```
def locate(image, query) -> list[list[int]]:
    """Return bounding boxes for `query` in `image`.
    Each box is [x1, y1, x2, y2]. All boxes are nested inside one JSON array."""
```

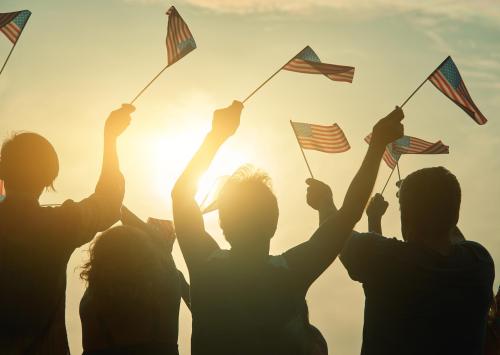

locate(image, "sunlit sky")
[[1, 0, 499, 353]]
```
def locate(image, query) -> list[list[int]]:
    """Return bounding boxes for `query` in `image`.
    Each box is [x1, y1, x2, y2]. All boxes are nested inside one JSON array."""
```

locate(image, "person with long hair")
[[79, 207, 189, 355]]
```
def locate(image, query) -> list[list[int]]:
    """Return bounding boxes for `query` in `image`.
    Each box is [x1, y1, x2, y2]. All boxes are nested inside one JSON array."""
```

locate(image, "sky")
[[1, 0, 499, 353]]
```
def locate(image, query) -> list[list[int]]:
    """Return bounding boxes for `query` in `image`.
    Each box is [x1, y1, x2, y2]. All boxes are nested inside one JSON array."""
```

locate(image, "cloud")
[[179, 0, 500, 21]]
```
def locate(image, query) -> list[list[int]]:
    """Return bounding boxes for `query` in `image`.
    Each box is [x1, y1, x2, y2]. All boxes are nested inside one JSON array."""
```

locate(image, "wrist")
[[207, 130, 227, 146]]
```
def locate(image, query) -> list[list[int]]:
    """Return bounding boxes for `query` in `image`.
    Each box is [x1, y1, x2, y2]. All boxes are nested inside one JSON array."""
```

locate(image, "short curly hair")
[[218, 165, 279, 245]]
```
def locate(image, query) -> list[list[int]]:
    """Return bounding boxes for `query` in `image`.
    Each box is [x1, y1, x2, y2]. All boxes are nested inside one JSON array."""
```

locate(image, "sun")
[[144, 100, 249, 205]]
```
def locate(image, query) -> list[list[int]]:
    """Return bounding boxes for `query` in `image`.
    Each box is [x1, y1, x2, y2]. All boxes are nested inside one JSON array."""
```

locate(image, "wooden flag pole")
[[130, 64, 170, 105], [242, 48, 304, 104], [396, 162, 401, 182], [380, 164, 397, 195], [400, 56, 449, 108], [0, 40, 20, 77], [290, 120, 314, 178]]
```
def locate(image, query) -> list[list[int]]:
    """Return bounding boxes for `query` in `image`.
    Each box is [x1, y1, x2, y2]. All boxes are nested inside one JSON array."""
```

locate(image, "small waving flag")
[[284, 46, 355, 83], [0, 180, 5, 201], [392, 136, 449, 155], [365, 134, 400, 169], [292, 121, 350, 153], [429, 56, 487, 125], [0, 10, 31, 44], [166, 6, 196, 66]]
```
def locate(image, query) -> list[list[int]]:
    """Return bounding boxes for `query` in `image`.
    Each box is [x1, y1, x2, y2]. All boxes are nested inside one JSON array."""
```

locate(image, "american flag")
[[165, 6, 196, 66], [429, 56, 487, 125], [0, 10, 31, 44], [283, 46, 355, 83], [0, 179, 5, 200], [392, 136, 449, 155], [291, 121, 350, 153], [364, 134, 400, 169]]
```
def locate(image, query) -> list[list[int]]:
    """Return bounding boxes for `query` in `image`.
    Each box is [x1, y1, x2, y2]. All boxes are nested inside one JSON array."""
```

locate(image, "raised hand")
[[211, 100, 244, 142], [306, 178, 335, 212], [105, 104, 135, 139], [366, 193, 389, 219], [371, 106, 404, 149]]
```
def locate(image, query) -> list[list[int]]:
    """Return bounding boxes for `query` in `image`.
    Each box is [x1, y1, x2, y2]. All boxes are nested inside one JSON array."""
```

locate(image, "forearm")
[[172, 131, 225, 199], [318, 205, 337, 226], [368, 216, 383, 234], [339, 143, 385, 227], [98, 134, 122, 189]]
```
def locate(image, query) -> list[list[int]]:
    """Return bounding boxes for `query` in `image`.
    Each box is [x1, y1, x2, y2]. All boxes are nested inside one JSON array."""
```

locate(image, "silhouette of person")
[[314, 167, 495, 355], [171, 100, 404, 355], [484, 286, 500, 355], [0, 104, 134, 354], [79, 207, 189, 355]]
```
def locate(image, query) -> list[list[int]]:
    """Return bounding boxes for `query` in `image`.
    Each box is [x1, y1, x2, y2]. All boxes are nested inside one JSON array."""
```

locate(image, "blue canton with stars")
[[438, 57, 462, 89], [13, 10, 31, 30], [296, 46, 321, 63]]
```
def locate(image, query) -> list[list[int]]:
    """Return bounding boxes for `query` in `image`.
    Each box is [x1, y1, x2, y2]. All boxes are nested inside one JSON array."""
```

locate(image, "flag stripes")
[[0, 10, 31, 44], [292, 122, 350, 153], [285, 59, 355, 82], [393, 136, 449, 155], [166, 6, 196, 66], [364, 134, 400, 169], [429, 56, 487, 125], [283, 46, 355, 83]]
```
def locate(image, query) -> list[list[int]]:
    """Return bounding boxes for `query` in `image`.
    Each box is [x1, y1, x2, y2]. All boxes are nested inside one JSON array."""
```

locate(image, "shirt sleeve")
[[340, 232, 403, 283], [46, 172, 125, 249]]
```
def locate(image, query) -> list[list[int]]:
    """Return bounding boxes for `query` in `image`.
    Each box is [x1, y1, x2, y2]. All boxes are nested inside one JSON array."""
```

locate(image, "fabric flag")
[[292, 121, 350, 153], [392, 136, 449, 155], [429, 56, 487, 125], [364, 134, 400, 169], [0, 10, 31, 44], [0, 179, 5, 201], [165, 6, 196, 66], [283, 46, 355, 83]]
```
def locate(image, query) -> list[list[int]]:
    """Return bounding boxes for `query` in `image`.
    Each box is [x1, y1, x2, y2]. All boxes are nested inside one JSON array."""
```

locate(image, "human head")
[[217, 165, 279, 249], [80, 226, 164, 298], [399, 167, 461, 242], [0, 132, 59, 196]]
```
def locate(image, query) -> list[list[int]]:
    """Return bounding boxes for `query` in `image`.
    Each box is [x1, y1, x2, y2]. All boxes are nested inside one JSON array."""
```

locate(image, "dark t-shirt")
[[0, 177, 123, 353], [341, 233, 495, 355], [190, 250, 315, 355]]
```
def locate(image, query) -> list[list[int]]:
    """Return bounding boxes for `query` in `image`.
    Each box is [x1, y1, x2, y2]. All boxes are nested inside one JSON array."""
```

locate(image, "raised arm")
[[57, 105, 133, 247], [366, 193, 389, 234], [171, 101, 243, 270], [306, 178, 337, 226], [284, 107, 404, 287]]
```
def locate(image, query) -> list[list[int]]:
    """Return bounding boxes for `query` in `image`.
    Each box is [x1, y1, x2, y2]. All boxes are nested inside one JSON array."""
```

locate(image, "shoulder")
[[345, 231, 403, 252], [455, 240, 494, 266]]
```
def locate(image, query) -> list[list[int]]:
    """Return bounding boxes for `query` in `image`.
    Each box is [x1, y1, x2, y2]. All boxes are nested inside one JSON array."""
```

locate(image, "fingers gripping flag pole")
[[0, 10, 32, 77], [242, 46, 355, 104], [130, 6, 196, 105]]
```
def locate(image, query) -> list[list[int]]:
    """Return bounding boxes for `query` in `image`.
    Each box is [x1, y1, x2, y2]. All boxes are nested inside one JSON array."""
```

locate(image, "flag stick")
[[380, 165, 397, 195], [290, 120, 314, 178], [396, 162, 401, 181], [0, 40, 20, 77], [130, 64, 170, 105], [400, 56, 450, 108], [242, 48, 304, 104]]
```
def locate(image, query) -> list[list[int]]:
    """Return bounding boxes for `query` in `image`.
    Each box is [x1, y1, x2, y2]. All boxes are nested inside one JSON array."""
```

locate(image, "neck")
[[4, 189, 41, 202], [407, 232, 452, 255], [230, 240, 270, 261]]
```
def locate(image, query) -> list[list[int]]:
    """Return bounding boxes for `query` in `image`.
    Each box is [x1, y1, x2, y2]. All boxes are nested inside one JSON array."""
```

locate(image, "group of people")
[[0, 101, 497, 355]]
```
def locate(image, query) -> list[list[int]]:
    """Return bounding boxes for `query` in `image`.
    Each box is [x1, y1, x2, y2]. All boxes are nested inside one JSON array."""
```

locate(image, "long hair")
[[80, 226, 165, 310]]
